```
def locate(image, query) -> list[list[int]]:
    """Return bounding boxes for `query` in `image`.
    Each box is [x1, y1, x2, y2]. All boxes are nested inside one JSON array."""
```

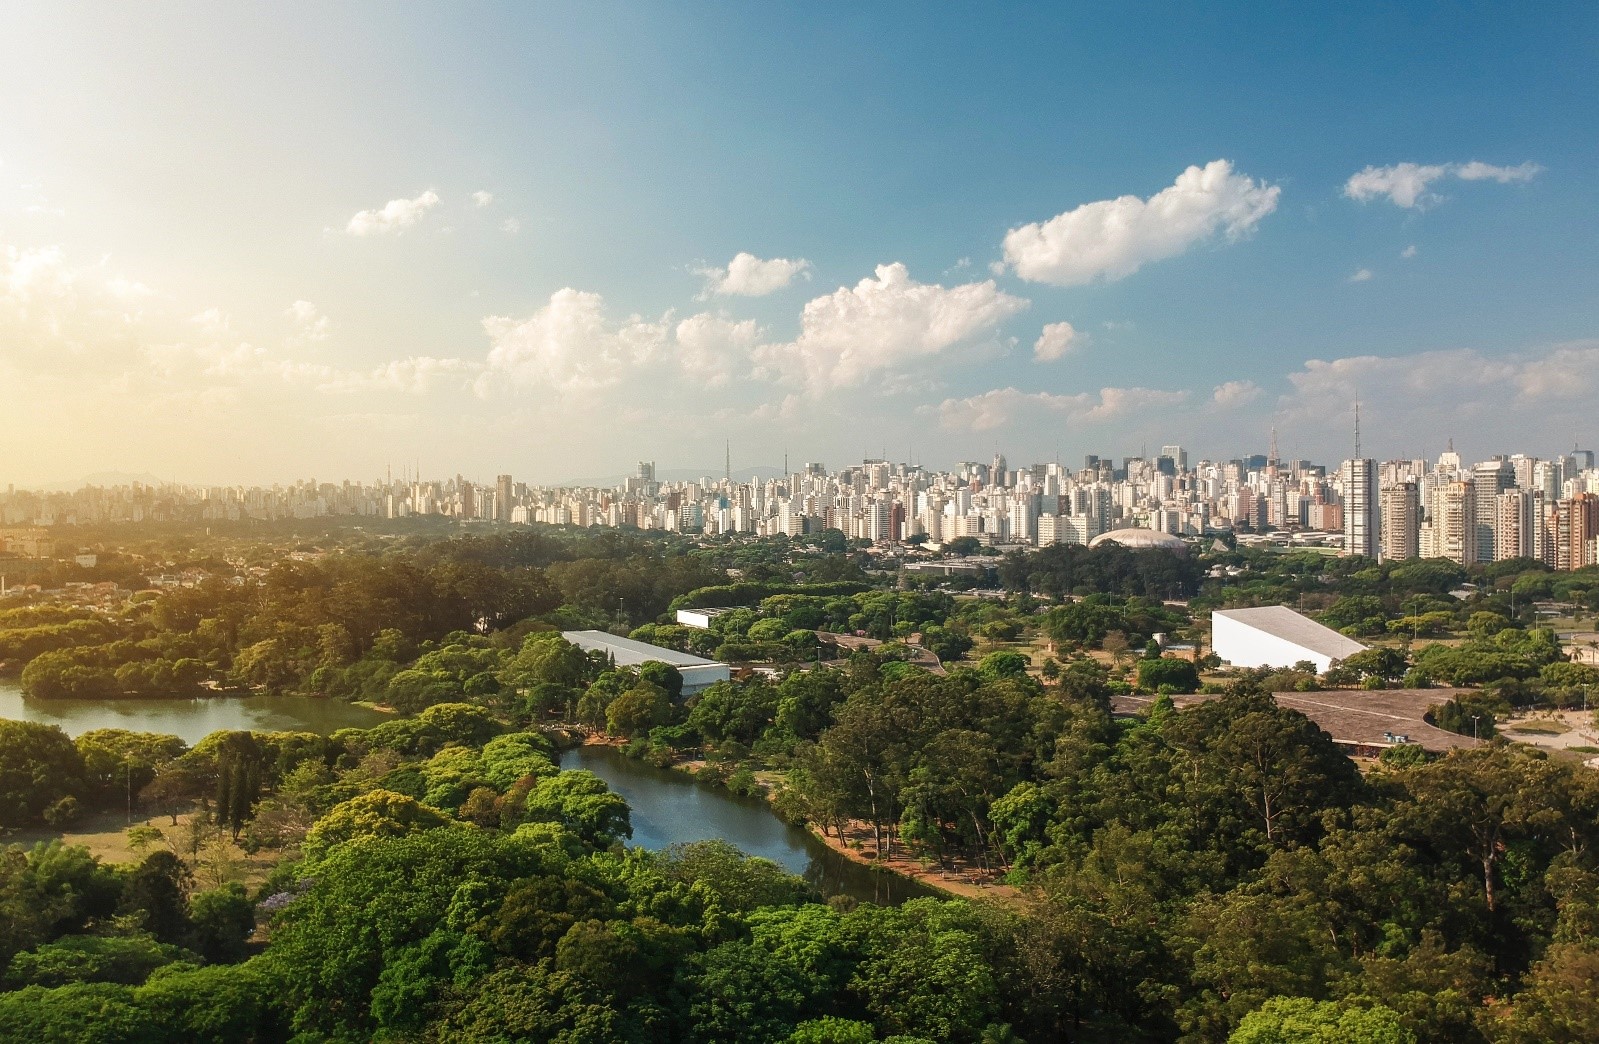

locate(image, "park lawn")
[[1507, 721, 1568, 735], [2, 809, 284, 888]]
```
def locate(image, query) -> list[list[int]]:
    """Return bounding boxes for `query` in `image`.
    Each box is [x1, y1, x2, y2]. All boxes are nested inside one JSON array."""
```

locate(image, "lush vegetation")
[[0, 528, 858, 701], [6, 523, 1599, 1040], [7, 664, 1599, 1040]]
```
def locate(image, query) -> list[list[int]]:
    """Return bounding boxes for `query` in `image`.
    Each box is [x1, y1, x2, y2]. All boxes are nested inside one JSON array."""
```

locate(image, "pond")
[[0, 679, 391, 746], [560, 744, 936, 906]]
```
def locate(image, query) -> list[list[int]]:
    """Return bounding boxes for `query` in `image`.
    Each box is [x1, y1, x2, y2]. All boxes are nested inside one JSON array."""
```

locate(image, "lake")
[[0, 678, 934, 904], [0, 679, 391, 745], [561, 744, 935, 906]]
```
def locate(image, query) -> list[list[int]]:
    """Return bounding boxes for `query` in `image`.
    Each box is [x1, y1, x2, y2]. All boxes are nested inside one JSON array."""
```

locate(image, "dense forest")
[[3, 523, 1599, 1040], [6, 660, 1599, 1041]]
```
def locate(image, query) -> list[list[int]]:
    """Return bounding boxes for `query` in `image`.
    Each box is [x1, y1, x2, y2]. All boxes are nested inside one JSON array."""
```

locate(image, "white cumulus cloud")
[[1269, 342, 1599, 456], [1344, 163, 1450, 209], [697, 252, 812, 297], [286, 300, 329, 341], [501, 218, 521, 235], [1455, 161, 1543, 183], [1348, 268, 1374, 283], [471, 190, 494, 208], [344, 190, 441, 236], [931, 385, 1188, 432], [753, 263, 1028, 391], [1344, 161, 1542, 208], [3, 245, 73, 301], [1001, 160, 1280, 286], [674, 313, 763, 387], [476, 289, 668, 396], [1033, 321, 1080, 361], [1211, 379, 1263, 408]]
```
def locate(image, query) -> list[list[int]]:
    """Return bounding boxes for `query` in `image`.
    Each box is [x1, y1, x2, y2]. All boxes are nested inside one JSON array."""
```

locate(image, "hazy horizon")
[[2, 2, 1594, 487]]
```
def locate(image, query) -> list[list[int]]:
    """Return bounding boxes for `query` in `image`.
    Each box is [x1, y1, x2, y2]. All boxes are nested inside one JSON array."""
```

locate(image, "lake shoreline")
[[572, 731, 1027, 903], [0, 681, 393, 745]]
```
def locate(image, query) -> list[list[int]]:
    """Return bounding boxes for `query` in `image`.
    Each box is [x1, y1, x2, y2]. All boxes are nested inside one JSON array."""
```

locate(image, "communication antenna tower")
[[1354, 396, 1362, 460]]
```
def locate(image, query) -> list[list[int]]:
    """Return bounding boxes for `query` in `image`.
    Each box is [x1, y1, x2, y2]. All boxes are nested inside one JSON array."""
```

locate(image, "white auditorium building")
[[1210, 605, 1366, 674], [561, 630, 731, 696]]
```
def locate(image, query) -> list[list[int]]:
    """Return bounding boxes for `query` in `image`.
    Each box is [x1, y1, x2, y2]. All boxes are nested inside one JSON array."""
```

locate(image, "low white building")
[[561, 630, 731, 696], [674, 607, 734, 629], [1210, 605, 1366, 673]]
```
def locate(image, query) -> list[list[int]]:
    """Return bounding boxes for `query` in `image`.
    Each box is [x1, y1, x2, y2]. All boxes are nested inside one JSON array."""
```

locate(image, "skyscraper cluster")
[[1, 445, 1595, 569], [1358, 447, 1599, 568]]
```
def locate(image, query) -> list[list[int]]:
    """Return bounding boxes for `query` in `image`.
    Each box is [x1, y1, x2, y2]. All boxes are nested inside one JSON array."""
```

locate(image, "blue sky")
[[0, 1, 1594, 484]]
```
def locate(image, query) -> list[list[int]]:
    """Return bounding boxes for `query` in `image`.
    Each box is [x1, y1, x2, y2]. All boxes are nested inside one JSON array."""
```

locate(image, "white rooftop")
[[1211, 605, 1366, 661], [561, 630, 724, 668]]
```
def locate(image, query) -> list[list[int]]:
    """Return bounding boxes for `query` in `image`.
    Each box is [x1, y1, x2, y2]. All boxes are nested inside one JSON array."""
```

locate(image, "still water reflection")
[[560, 744, 935, 906], [0, 680, 391, 746]]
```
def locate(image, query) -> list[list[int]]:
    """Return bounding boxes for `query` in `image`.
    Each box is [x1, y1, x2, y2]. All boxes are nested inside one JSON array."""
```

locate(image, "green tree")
[[118, 850, 193, 945], [1164, 690, 1363, 851], [1393, 746, 1567, 916], [522, 771, 632, 847], [186, 883, 255, 964], [302, 789, 452, 859], [606, 682, 672, 738], [977, 651, 1030, 680], [1137, 656, 1201, 693], [0, 934, 191, 989], [0, 720, 85, 827], [1229, 997, 1416, 1043], [212, 731, 266, 840]]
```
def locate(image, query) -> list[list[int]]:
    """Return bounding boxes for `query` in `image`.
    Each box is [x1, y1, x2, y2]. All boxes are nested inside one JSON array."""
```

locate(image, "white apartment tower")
[[1343, 458, 1379, 559], [1471, 459, 1514, 564], [1422, 479, 1477, 566], [1495, 488, 1536, 562], [1380, 482, 1420, 561]]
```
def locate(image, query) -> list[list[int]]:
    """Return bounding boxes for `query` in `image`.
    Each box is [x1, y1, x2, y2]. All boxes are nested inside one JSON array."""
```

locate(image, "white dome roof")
[[1088, 528, 1189, 552]]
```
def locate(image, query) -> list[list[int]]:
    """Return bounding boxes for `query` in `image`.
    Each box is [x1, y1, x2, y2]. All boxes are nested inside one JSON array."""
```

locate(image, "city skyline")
[[5, 426, 1597, 494], [2, 4, 1595, 485], [6, 441, 1596, 575]]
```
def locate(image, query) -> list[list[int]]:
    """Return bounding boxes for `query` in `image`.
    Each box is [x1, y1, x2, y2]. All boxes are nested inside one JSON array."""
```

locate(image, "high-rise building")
[[1549, 493, 1599, 570], [1471, 459, 1514, 563], [495, 474, 513, 523], [1422, 479, 1476, 565], [1343, 458, 1379, 559], [1494, 488, 1535, 562], [1380, 482, 1420, 561]]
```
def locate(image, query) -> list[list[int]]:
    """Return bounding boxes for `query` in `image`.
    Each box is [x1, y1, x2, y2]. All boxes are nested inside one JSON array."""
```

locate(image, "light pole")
[[1472, 714, 1482, 741]]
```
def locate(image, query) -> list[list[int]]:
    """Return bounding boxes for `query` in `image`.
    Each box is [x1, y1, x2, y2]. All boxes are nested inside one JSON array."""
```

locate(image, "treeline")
[[633, 590, 981, 665], [2, 706, 1092, 1043], [1, 528, 769, 701], [1200, 550, 1599, 623], [997, 543, 1204, 600], [8, 665, 1599, 1039], [615, 650, 1599, 1041]]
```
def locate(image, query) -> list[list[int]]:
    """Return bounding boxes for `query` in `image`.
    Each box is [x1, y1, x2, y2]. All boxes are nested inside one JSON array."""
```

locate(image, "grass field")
[[1508, 721, 1569, 735], [2, 808, 283, 889]]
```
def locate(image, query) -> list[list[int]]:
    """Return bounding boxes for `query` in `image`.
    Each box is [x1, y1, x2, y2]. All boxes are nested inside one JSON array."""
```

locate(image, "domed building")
[[1087, 528, 1189, 553]]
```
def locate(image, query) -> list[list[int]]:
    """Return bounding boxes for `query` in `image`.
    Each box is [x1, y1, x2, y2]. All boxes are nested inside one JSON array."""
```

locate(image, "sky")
[[1, 1, 1595, 487]]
